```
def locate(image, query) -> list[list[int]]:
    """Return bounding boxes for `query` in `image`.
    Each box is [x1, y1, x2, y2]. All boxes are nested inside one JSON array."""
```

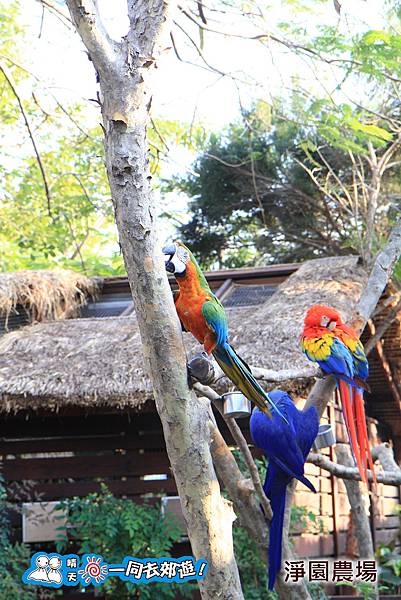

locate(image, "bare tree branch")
[[232, 364, 320, 383], [195, 382, 273, 518], [0, 60, 52, 217], [308, 449, 401, 485], [335, 444, 375, 563], [357, 219, 401, 324], [65, 0, 120, 75], [36, 0, 74, 29], [0, 53, 92, 138]]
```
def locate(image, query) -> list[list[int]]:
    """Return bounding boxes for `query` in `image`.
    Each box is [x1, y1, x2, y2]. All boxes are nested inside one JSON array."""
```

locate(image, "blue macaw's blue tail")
[[212, 342, 288, 422], [264, 465, 288, 590], [268, 486, 287, 590], [250, 391, 320, 591]]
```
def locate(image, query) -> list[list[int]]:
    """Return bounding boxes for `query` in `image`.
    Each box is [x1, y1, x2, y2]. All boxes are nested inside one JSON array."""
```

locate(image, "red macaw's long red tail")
[[338, 380, 366, 484], [354, 388, 377, 486]]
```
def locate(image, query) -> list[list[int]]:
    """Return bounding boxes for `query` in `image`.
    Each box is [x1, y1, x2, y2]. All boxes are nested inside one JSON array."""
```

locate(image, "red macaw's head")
[[303, 304, 344, 331], [162, 240, 192, 276]]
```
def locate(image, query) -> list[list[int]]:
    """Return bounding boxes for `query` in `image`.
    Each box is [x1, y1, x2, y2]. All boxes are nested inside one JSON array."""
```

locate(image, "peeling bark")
[[65, 1, 243, 597]]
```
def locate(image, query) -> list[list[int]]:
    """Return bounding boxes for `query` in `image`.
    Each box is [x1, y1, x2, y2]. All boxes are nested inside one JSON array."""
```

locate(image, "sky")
[[2, 0, 391, 251], [13, 0, 389, 187], [18, 0, 388, 132]]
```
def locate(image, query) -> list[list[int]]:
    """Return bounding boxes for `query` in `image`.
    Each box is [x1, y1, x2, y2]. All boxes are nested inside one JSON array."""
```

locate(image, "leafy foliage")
[[0, 474, 36, 600], [56, 485, 193, 599], [377, 542, 401, 594], [289, 505, 324, 536], [233, 526, 274, 600], [0, 2, 205, 276], [168, 97, 401, 269]]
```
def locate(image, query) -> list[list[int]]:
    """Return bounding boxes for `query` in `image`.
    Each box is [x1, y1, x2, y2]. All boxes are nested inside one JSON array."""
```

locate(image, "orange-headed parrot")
[[163, 240, 287, 421]]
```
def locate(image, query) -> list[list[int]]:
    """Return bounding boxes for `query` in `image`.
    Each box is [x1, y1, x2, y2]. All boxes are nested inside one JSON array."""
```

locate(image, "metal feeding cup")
[[313, 424, 336, 450], [222, 392, 252, 419]]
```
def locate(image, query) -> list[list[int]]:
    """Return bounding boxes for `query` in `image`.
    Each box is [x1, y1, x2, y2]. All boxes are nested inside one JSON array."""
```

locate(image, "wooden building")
[[0, 257, 400, 594]]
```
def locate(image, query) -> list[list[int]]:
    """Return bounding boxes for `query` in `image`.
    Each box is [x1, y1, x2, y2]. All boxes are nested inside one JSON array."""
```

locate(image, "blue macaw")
[[250, 390, 319, 590]]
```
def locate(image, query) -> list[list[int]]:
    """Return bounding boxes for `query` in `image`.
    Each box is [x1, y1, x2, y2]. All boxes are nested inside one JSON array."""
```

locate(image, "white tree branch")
[[308, 443, 401, 485], [357, 219, 401, 324], [65, 0, 120, 75]]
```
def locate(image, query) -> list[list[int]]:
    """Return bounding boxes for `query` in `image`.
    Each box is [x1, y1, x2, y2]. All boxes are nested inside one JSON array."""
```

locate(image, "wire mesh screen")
[[222, 284, 277, 308], [79, 295, 133, 318]]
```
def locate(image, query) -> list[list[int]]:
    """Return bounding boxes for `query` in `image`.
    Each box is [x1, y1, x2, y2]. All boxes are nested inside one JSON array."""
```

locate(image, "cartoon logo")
[[22, 552, 208, 588], [27, 554, 51, 583], [78, 555, 108, 585], [22, 552, 78, 588]]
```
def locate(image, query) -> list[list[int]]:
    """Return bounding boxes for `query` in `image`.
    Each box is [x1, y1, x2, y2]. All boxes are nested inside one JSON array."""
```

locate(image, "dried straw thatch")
[[0, 269, 97, 325], [0, 256, 368, 412], [0, 316, 150, 412], [230, 255, 368, 371]]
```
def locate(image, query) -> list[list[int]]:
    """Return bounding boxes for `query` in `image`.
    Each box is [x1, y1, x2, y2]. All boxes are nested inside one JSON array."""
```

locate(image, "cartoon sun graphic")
[[78, 556, 108, 584]]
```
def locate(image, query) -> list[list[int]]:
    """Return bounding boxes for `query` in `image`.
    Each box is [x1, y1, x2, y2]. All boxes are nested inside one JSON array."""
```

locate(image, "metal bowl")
[[222, 392, 252, 419], [313, 424, 336, 450]]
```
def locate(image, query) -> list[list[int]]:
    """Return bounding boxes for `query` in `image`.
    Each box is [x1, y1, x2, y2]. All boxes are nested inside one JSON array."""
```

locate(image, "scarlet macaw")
[[163, 241, 286, 420], [250, 390, 319, 590], [301, 304, 375, 484]]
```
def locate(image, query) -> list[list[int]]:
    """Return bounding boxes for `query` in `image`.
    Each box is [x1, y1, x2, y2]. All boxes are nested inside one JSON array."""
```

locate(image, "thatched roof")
[[0, 256, 368, 412], [0, 269, 97, 325], [0, 316, 150, 412], [230, 255, 368, 371]]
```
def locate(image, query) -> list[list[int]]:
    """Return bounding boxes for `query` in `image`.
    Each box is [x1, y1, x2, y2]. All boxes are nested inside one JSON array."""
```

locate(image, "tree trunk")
[[335, 445, 374, 558], [209, 418, 312, 600], [65, 2, 244, 598], [336, 445, 379, 600]]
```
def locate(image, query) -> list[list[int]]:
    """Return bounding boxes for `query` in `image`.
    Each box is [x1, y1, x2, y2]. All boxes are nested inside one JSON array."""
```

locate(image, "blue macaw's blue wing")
[[250, 391, 318, 491], [251, 390, 319, 592], [293, 405, 319, 459]]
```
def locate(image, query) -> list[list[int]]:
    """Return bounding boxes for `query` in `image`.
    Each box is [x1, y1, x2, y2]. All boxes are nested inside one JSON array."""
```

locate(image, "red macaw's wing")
[[335, 330, 375, 483], [302, 334, 370, 482], [340, 331, 370, 381]]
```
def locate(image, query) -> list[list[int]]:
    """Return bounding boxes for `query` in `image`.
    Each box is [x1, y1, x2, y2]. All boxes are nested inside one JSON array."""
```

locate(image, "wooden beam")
[[3, 451, 171, 480], [7, 477, 178, 500], [215, 278, 233, 300]]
